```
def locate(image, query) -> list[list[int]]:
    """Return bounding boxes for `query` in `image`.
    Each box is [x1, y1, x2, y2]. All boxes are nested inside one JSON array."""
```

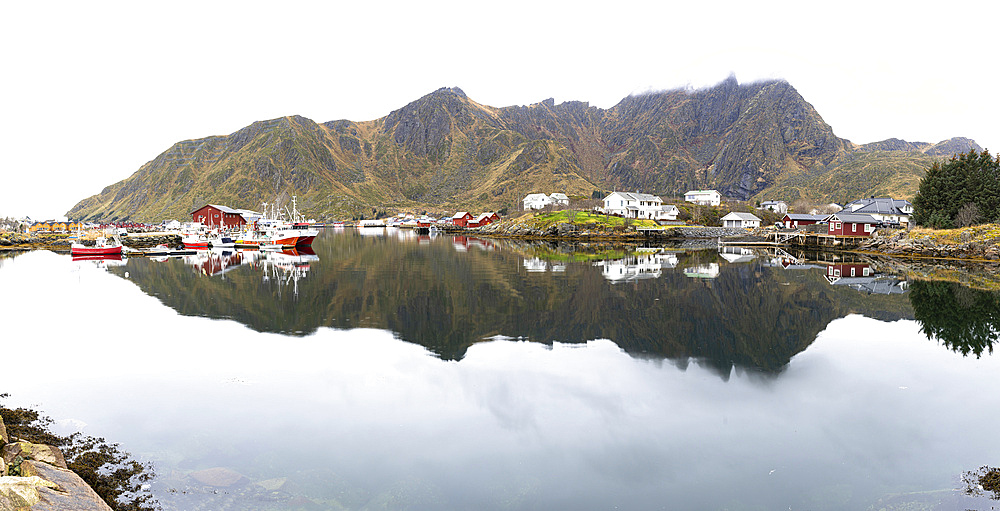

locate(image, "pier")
[[718, 229, 872, 249], [637, 225, 873, 250]]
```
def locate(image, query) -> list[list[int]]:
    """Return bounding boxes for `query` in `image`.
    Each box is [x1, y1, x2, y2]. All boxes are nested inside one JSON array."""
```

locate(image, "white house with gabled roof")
[[549, 193, 569, 206], [759, 200, 788, 214], [685, 189, 722, 206], [522, 193, 553, 210], [721, 212, 761, 229], [602, 192, 678, 220]]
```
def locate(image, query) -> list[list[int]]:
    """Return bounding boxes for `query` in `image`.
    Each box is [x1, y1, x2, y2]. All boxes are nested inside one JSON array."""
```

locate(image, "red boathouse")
[[191, 204, 248, 229], [451, 211, 473, 227], [826, 213, 877, 237]]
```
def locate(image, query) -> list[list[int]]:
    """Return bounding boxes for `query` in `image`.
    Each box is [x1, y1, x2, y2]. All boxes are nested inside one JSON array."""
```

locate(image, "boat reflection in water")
[[261, 247, 318, 299], [182, 248, 244, 278], [71, 253, 126, 269]]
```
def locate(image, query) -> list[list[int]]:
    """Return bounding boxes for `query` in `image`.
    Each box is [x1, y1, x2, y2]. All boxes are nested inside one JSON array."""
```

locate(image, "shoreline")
[[6, 224, 1000, 266], [0, 232, 182, 253]]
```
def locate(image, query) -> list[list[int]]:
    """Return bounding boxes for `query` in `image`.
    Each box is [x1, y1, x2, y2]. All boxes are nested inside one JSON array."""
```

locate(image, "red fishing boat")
[[70, 236, 123, 256], [181, 234, 211, 249]]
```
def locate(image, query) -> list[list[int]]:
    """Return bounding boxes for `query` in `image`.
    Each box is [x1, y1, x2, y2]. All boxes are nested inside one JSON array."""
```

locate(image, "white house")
[[842, 197, 913, 226], [721, 212, 761, 229], [685, 189, 722, 206], [659, 204, 680, 221], [549, 193, 569, 206], [759, 200, 788, 214], [522, 193, 552, 210], [602, 192, 678, 220]]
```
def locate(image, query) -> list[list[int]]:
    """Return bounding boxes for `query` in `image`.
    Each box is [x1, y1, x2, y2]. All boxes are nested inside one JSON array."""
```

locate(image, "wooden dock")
[[717, 230, 872, 249]]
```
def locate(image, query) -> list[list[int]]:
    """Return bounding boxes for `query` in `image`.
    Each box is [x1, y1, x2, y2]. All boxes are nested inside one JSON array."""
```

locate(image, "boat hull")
[[72, 253, 123, 261], [272, 234, 316, 246], [70, 246, 122, 256]]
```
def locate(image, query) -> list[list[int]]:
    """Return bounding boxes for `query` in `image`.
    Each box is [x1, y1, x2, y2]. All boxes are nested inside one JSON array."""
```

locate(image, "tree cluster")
[[913, 149, 1000, 228]]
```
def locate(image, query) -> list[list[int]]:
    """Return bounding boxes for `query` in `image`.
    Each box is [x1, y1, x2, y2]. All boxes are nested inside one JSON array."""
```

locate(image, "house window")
[[852, 223, 856, 233], [851, 268, 856, 277]]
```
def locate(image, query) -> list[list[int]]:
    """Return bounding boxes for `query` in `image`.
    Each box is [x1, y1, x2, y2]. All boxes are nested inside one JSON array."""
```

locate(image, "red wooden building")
[[469, 212, 500, 228], [191, 204, 248, 229], [782, 213, 828, 229], [826, 213, 877, 237], [451, 211, 473, 227]]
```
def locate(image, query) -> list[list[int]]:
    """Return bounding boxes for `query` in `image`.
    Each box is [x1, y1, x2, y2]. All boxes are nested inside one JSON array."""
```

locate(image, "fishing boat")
[[70, 236, 123, 256], [181, 234, 211, 250], [208, 232, 236, 248], [251, 196, 319, 247]]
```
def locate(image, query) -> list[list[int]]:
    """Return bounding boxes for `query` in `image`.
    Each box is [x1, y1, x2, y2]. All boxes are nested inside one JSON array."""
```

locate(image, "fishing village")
[[5, 191, 1000, 263]]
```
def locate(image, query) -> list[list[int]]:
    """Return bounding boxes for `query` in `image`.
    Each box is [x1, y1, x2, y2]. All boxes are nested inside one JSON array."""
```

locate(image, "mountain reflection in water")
[[108, 229, 930, 375], [4, 241, 1000, 510]]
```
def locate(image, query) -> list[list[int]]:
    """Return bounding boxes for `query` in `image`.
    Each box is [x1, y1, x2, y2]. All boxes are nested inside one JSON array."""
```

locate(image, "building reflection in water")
[[594, 250, 679, 283]]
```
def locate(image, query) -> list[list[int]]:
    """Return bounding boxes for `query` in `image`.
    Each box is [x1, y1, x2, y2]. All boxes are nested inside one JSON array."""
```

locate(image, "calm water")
[[2, 228, 999, 510]]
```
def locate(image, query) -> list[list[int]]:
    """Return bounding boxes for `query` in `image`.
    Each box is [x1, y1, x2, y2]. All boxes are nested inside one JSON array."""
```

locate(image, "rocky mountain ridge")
[[67, 78, 981, 222]]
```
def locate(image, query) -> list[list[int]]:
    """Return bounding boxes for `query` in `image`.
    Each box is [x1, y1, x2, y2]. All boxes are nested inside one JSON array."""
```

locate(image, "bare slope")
[[67, 80, 981, 221]]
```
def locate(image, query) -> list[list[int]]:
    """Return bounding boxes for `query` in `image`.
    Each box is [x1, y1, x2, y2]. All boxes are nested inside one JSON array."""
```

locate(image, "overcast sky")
[[2, 0, 997, 220]]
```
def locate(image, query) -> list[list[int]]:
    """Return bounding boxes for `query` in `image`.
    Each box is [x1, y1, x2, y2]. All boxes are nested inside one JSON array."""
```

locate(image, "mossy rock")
[[0, 475, 60, 508], [1, 442, 67, 470]]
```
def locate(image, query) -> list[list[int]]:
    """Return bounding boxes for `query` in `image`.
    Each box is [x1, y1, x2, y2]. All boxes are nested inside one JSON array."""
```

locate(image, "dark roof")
[[844, 198, 912, 215], [829, 213, 878, 223], [190, 204, 241, 215], [784, 214, 828, 221]]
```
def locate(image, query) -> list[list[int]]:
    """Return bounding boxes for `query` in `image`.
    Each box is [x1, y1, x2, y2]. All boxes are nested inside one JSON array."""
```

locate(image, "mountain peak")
[[66, 77, 981, 221]]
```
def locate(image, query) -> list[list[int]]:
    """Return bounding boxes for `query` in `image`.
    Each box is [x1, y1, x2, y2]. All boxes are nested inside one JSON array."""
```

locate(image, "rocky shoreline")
[[0, 233, 182, 253], [474, 221, 753, 241], [5, 223, 1000, 264], [860, 229, 1000, 261], [475, 219, 1000, 263], [0, 416, 112, 510]]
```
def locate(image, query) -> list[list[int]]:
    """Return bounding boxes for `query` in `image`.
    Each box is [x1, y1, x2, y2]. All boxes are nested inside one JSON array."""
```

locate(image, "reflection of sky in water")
[[2, 250, 999, 510]]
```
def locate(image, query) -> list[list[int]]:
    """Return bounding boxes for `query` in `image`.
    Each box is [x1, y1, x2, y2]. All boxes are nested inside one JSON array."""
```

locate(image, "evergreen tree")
[[913, 149, 1000, 228]]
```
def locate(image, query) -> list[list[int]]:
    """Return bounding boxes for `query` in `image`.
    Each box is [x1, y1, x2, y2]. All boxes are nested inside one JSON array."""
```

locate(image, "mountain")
[[67, 78, 982, 221]]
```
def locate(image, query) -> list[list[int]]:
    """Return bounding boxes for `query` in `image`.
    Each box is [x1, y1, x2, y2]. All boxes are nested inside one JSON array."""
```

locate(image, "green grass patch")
[[531, 247, 629, 263], [521, 210, 660, 230]]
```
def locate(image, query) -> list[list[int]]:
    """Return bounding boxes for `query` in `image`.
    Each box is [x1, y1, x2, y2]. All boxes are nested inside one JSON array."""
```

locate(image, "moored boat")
[[70, 236, 123, 256], [182, 234, 211, 250]]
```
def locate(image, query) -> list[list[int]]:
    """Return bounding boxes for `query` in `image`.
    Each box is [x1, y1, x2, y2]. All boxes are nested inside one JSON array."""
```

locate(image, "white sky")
[[2, 0, 997, 220]]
